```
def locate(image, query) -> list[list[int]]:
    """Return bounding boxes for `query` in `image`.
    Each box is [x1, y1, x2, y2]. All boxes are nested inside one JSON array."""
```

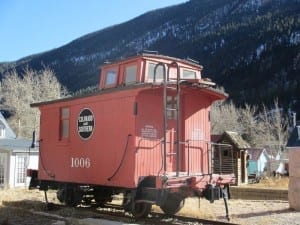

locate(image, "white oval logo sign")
[[77, 108, 95, 140]]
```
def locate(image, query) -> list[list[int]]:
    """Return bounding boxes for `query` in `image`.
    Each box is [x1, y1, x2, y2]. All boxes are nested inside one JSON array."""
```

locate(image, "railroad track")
[[150, 213, 239, 225], [13, 202, 238, 225], [87, 205, 239, 225]]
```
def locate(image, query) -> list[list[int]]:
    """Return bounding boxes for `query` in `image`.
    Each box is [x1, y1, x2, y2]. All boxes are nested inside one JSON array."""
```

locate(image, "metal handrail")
[[153, 63, 167, 173], [168, 61, 181, 176]]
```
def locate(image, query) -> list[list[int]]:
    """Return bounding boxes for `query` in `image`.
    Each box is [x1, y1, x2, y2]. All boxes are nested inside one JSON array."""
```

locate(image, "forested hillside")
[[1, 0, 300, 114]]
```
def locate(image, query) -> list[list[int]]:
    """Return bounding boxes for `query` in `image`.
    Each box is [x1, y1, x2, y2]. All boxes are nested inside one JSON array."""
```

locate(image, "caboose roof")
[[100, 53, 203, 70], [31, 53, 227, 108], [31, 83, 152, 107], [31, 82, 227, 108]]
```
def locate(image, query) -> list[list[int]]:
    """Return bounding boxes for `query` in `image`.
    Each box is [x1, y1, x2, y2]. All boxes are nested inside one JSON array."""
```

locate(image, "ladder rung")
[[167, 153, 177, 156], [174, 141, 185, 145], [166, 86, 177, 90], [164, 129, 176, 132], [166, 108, 177, 111], [152, 82, 163, 86], [166, 80, 178, 83], [163, 140, 179, 144]]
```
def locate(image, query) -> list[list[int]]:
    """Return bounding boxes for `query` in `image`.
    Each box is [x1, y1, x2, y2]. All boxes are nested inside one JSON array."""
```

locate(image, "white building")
[[0, 112, 38, 188]]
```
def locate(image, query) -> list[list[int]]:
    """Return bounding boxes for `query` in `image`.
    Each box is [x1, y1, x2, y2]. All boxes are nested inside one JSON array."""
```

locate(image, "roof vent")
[[142, 50, 159, 55], [186, 57, 199, 64]]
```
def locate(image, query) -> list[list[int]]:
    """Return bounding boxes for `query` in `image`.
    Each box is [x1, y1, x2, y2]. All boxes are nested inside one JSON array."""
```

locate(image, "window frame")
[[166, 95, 177, 120], [105, 70, 117, 86], [60, 107, 70, 141], [103, 67, 118, 88], [124, 64, 138, 85], [182, 68, 197, 79], [146, 62, 166, 82], [15, 154, 27, 185]]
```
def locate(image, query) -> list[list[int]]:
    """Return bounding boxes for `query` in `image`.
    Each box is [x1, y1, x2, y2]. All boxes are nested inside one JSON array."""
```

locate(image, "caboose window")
[[105, 71, 117, 86], [182, 69, 196, 79], [60, 107, 69, 139], [148, 63, 164, 81], [167, 96, 177, 120], [125, 65, 137, 84]]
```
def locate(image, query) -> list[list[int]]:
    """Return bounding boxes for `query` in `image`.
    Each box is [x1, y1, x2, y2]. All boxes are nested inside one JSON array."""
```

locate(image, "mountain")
[[1, 0, 300, 114]]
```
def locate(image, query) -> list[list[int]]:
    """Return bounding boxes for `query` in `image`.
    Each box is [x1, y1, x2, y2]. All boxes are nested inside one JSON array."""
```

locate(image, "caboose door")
[[136, 89, 184, 176], [164, 94, 184, 173]]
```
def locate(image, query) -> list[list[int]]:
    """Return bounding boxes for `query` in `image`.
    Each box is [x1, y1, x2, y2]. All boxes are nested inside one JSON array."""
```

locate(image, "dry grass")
[[153, 196, 300, 225], [1, 185, 300, 225], [0, 188, 104, 225], [152, 197, 217, 220], [246, 176, 289, 189]]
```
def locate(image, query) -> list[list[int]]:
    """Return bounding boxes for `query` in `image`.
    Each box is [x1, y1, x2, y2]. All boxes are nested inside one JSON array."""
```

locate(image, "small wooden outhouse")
[[213, 131, 250, 185]]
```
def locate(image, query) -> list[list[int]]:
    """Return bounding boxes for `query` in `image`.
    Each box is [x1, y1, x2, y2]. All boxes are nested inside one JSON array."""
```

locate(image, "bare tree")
[[211, 100, 244, 134], [211, 100, 289, 150], [0, 67, 68, 138], [258, 100, 288, 152]]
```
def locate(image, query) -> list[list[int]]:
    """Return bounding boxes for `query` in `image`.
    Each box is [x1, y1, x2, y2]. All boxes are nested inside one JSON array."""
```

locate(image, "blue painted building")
[[247, 148, 269, 176]]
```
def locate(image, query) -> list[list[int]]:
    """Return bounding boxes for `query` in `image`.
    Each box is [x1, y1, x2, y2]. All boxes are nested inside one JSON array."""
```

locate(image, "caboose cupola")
[[99, 53, 207, 90]]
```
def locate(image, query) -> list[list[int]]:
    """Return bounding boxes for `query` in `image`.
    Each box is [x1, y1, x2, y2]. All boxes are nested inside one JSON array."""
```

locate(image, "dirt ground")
[[0, 178, 299, 225], [167, 177, 298, 224], [179, 197, 300, 225]]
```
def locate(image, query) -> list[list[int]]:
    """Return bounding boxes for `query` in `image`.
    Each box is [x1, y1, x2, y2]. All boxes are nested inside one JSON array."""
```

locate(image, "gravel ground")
[[181, 198, 300, 225], [1, 188, 300, 225]]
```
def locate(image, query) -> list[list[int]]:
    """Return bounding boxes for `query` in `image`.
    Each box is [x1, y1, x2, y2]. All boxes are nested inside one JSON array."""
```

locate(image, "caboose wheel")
[[93, 187, 113, 206], [66, 189, 83, 207], [56, 188, 65, 203], [132, 202, 152, 218], [56, 186, 83, 207], [160, 194, 184, 215]]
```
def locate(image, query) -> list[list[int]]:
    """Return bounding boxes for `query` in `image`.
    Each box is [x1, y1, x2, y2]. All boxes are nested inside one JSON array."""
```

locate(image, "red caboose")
[[29, 53, 235, 218]]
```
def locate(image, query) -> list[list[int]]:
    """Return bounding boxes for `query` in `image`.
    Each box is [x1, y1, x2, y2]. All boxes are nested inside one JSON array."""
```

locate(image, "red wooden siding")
[[38, 90, 139, 188], [135, 88, 164, 178]]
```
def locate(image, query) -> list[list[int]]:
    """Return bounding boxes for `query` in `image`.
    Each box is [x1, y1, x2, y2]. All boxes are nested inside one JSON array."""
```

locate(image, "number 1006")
[[71, 157, 91, 168]]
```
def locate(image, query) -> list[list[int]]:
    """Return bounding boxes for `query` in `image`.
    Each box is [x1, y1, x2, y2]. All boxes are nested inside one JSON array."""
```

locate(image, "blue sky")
[[0, 0, 186, 62]]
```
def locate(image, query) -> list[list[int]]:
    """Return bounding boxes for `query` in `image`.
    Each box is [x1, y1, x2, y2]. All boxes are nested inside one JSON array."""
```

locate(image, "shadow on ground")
[[223, 208, 294, 219]]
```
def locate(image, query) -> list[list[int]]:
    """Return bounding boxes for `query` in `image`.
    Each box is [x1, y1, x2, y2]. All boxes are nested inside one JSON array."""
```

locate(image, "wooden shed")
[[213, 131, 250, 185]]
